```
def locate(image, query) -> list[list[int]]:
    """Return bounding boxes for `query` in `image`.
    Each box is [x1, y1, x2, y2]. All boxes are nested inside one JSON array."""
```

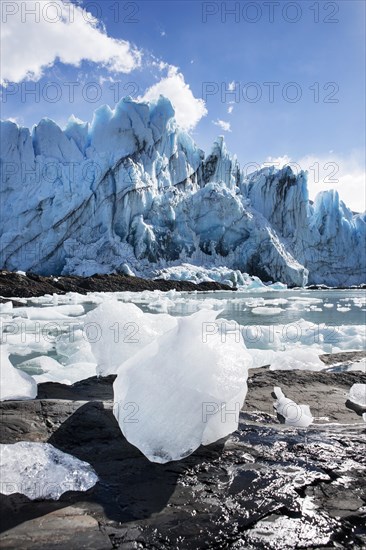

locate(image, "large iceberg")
[[1, 97, 365, 286], [85, 300, 176, 375], [113, 309, 251, 462]]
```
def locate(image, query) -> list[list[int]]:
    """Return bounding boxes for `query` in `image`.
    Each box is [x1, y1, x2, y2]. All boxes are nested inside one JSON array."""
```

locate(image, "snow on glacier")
[[113, 309, 251, 463], [0, 442, 98, 500], [1, 96, 365, 286]]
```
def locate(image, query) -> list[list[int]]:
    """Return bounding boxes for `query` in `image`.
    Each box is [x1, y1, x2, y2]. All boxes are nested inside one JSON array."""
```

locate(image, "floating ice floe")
[[17, 355, 63, 376], [273, 387, 313, 427], [269, 349, 325, 371], [56, 329, 96, 366], [15, 304, 84, 320], [241, 318, 366, 354], [251, 306, 283, 316], [348, 384, 366, 408], [16, 355, 97, 385], [0, 346, 37, 401], [113, 309, 251, 463], [0, 442, 98, 500]]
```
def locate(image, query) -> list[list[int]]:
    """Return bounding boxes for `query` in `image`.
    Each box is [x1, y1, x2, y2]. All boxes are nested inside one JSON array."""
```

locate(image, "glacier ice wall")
[[0, 96, 365, 286]]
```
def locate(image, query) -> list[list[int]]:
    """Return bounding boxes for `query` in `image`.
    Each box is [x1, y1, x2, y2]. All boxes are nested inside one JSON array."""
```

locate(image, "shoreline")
[[1, 355, 365, 549], [0, 270, 234, 301], [0, 270, 365, 303]]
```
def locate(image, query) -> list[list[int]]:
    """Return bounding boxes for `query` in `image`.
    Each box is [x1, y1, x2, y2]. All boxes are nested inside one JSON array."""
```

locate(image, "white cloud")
[[0, 0, 141, 85], [141, 66, 207, 130], [298, 153, 366, 213], [263, 153, 366, 213], [228, 81, 236, 91], [262, 155, 292, 169], [213, 119, 232, 132], [227, 105, 234, 114]]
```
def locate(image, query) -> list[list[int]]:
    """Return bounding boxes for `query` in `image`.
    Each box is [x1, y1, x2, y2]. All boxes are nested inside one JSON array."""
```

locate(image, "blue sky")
[[1, 0, 365, 210]]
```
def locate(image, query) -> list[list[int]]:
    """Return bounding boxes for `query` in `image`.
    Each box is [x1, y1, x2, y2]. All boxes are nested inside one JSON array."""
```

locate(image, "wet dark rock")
[[1, 361, 365, 549], [0, 270, 233, 298]]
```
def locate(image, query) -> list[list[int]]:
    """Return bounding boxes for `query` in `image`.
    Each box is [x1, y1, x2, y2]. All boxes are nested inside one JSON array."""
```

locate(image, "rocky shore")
[[1, 271, 365, 306], [1, 352, 365, 549], [0, 270, 234, 302]]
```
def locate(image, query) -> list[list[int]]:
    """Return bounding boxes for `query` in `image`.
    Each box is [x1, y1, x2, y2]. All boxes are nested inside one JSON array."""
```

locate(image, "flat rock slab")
[[246, 367, 366, 424], [0, 506, 111, 549], [1, 367, 366, 549]]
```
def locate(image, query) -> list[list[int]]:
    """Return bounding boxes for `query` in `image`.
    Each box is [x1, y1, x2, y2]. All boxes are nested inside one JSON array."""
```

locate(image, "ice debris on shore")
[[0, 442, 98, 500], [273, 386, 313, 427], [348, 384, 366, 408], [113, 309, 251, 463]]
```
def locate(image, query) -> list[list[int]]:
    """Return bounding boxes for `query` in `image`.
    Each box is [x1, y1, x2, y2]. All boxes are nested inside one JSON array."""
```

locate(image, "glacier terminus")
[[1, 96, 365, 287]]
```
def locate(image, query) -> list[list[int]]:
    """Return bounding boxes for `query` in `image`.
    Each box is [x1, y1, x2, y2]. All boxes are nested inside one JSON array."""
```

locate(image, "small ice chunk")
[[113, 309, 251, 463], [0, 346, 37, 401], [349, 384, 366, 408], [273, 386, 313, 427], [0, 442, 98, 500]]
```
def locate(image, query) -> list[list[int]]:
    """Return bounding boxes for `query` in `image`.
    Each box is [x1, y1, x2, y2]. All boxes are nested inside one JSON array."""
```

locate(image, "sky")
[[1, 0, 365, 211]]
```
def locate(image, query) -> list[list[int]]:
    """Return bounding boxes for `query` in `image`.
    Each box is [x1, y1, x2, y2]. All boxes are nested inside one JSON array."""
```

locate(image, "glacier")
[[1, 96, 365, 286]]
